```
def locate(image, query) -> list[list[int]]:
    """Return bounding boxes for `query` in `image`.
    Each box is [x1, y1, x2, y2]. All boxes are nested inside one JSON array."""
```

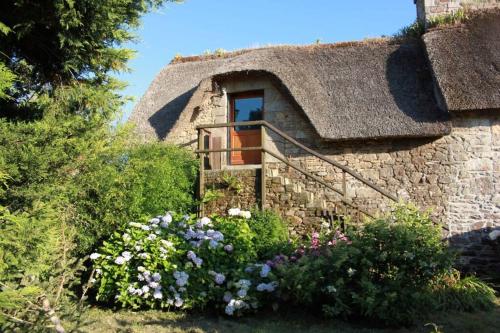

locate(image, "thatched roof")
[[423, 8, 500, 112], [131, 39, 452, 141]]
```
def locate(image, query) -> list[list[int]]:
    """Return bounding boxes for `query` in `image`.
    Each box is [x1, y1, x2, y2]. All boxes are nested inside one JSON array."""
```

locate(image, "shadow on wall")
[[449, 226, 500, 277], [385, 42, 450, 124], [148, 87, 196, 140]]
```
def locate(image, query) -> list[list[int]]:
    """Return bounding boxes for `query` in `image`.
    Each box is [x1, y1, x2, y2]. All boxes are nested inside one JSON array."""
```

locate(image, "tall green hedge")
[[74, 142, 198, 254]]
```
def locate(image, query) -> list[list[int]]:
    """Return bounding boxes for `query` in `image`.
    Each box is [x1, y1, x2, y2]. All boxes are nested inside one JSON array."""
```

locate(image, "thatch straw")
[[131, 38, 452, 141], [423, 8, 500, 112]]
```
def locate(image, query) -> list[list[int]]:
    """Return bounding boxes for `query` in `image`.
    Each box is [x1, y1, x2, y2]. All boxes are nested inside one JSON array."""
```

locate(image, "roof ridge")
[[169, 37, 393, 65]]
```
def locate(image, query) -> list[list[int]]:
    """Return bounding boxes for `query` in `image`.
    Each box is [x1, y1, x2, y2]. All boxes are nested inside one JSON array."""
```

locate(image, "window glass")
[[233, 96, 263, 131]]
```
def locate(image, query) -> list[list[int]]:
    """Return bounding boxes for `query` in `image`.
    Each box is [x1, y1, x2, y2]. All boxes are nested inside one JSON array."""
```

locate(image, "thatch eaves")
[[130, 39, 451, 142], [423, 8, 500, 112]]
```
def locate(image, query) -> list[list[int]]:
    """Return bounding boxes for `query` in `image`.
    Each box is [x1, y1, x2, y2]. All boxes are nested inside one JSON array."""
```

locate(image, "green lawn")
[[75, 298, 500, 333]]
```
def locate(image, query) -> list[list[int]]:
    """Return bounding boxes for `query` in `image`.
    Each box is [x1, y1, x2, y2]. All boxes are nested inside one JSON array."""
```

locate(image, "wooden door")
[[229, 91, 263, 165]]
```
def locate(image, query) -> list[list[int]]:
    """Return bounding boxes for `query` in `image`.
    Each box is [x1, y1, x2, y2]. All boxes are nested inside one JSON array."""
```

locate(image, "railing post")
[[198, 128, 205, 217], [260, 126, 266, 210], [342, 170, 347, 199]]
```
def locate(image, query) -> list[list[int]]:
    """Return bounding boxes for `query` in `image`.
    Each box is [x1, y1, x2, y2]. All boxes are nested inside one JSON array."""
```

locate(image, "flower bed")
[[90, 209, 280, 316], [90, 205, 496, 325]]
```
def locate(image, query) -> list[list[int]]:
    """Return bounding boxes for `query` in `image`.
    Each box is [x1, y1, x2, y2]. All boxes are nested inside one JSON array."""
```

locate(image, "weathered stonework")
[[204, 169, 260, 215], [160, 74, 499, 274], [415, 0, 500, 24]]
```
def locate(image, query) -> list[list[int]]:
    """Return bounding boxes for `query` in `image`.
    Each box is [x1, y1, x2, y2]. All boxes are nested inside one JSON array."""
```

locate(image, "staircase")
[[195, 120, 402, 232]]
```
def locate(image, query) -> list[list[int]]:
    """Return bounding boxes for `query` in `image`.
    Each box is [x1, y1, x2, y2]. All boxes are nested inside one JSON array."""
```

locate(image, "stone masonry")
[[164, 75, 499, 274], [415, 0, 500, 24]]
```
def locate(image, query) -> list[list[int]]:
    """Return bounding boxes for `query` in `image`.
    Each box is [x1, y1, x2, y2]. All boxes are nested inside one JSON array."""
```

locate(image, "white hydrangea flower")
[[149, 217, 160, 225], [239, 210, 251, 219], [160, 213, 172, 228], [174, 297, 184, 308], [90, 253, 101, 260], [226, 299, 248, 314], [160, 240, 174, 248], [153, 288, 163, 299], [147, 234, 157, 241], [152, 272, 161, 282], [121, 251, 133, 261], [137, 266, 146, 272], [228, 208, 241, 216], [95, 268, 102, 275], [122, 233, 131, 242], [142, 285, 150, 293], [149, 282, 159, 289], [114, 256, 126, 265], [129, 222, 143, 228], [139, 253, 149, 259], [224, 244, 234, 252], [196, 217, 212, 228]]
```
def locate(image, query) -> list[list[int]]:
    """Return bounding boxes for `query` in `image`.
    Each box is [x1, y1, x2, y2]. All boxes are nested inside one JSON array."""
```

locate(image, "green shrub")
[[73, 143, 198, 255], [278, 205, 457, 325], [247, 209, 292, 259], [91, 210, 280, 316], [430, 271, 496, 312]]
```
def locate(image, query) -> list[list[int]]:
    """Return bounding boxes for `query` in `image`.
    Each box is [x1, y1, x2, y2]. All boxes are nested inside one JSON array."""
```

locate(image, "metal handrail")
[[196, 120, 398, 202]]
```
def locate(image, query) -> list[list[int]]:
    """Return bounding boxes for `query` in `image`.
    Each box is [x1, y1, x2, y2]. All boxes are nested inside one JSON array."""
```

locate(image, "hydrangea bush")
[[90, 205, 495, 325], [90, 210, 280, 315]]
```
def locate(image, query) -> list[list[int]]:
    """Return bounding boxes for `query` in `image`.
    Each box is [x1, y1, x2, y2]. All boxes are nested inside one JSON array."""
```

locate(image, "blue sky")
[[118, 0, 417, 121]]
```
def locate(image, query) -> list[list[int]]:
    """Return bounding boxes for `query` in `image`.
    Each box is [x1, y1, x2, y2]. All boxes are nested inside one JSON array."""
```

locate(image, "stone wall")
[[203, 169, 260, 215], [266, 109, 500, 273], [161, 74, 499, 274], [415, 0, 500, 24]]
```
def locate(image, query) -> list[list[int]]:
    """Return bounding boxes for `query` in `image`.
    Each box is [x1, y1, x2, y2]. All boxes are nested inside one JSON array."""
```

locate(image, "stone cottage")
[[130, 1, 500, 273]]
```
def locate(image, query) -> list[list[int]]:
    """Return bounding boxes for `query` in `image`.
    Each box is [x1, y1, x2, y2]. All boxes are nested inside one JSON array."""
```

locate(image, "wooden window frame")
[[227, 90, 265, 165]]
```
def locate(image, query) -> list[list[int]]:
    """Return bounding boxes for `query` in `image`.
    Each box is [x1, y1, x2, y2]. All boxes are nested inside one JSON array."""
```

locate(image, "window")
[[230, 91, 263, 130]]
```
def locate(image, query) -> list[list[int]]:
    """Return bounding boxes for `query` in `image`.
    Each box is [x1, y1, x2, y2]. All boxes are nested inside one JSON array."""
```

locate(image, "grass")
[[73, 298, 500, 333], [393, 8, 470, 40]]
